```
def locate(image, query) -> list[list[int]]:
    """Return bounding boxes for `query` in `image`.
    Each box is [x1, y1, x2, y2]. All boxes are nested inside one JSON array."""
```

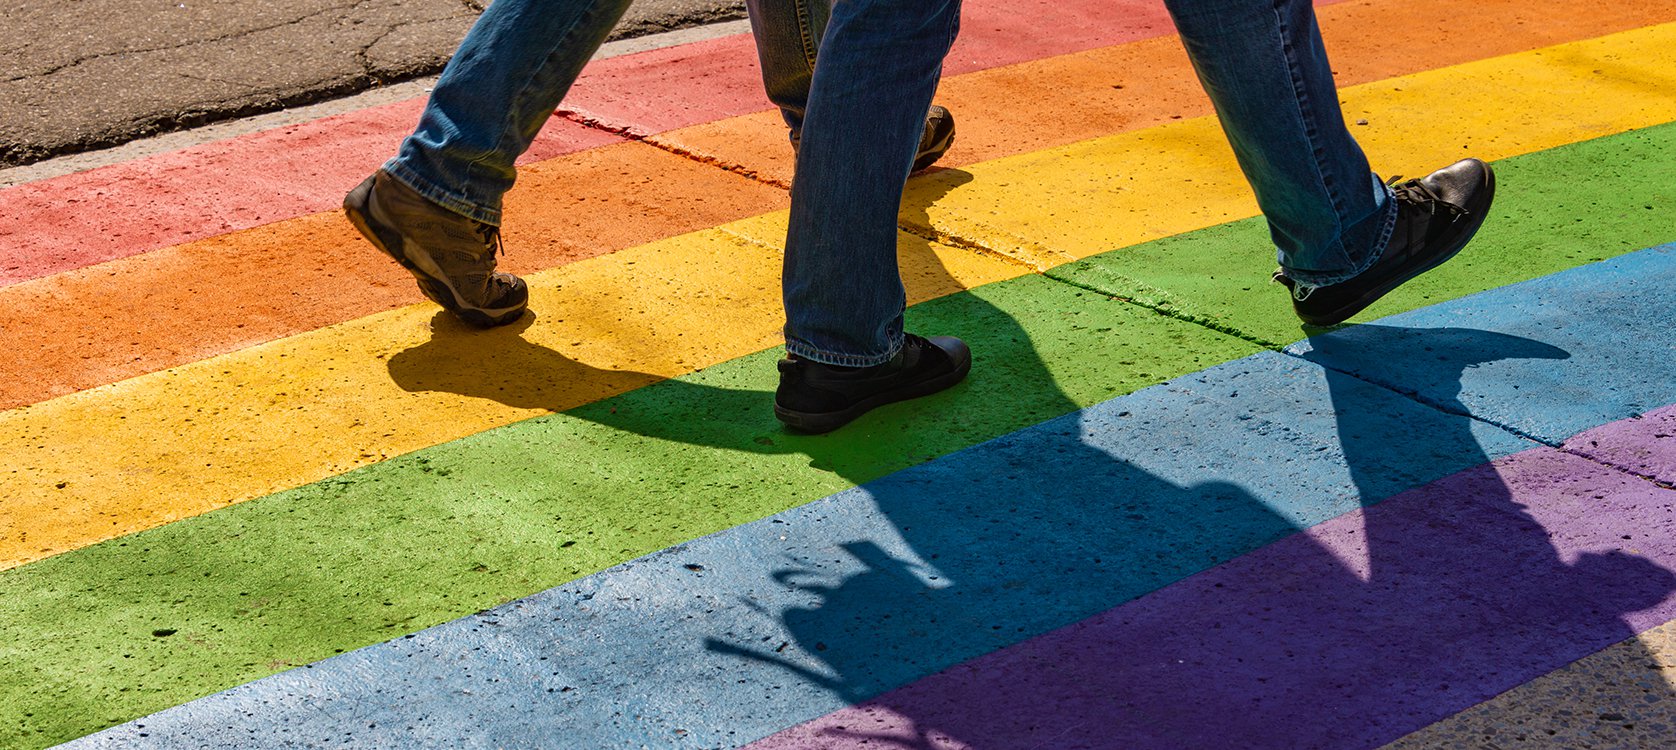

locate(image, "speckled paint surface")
[[5, 1, 1676, 747]]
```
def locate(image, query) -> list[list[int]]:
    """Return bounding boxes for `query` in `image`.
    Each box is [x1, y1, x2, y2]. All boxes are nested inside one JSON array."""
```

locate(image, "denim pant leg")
[[1163, 0, 1395, 286], [385, 0, 633, 226], [781, 0, 962, 367], [745, 0, 829, 142]]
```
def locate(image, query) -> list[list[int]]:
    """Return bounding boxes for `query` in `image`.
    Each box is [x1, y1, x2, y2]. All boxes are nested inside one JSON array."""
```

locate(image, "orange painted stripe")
[[658, 0, 1676, 186], [0, 0, 1667, 414], [0, 144, 789, 410]]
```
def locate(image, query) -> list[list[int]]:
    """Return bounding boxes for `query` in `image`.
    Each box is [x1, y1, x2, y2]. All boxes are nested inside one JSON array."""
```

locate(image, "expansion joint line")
[[549, 113, 1676, 491], [552, 111, 1055, 278], [1035, 268, 1675, 496], [1079, 295, 1676, 494], [711, 223, 782, 253], [1565, 448, 1676, 491], [1038, 271, 1283, 351], [891, 222, 1046, 273], [555, 111, 792, 190], [1042, 273, 1676, 496], [1268, 352, 1676, 491], [1280, 351, 1569, 451]]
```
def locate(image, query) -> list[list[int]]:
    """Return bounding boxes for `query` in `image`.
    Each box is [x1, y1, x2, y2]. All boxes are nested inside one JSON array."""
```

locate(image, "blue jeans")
[[390, 0, 1394, 366], [782, 0, 1395, 366], [779, 0, 961, 366], [386, 0, 840, 225], [744, 0, 827, 144], [386, 0, 631, 226]]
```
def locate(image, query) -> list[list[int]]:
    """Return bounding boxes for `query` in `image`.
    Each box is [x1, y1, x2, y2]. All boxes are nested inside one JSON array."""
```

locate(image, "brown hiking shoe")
[[790, 105, 957, 173], [343, 170, 528, 328], [913, 105, 956, 172]]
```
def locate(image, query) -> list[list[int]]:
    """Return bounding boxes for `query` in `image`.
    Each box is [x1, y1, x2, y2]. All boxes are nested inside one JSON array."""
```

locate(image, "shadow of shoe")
[[386, 311, 661, 413]]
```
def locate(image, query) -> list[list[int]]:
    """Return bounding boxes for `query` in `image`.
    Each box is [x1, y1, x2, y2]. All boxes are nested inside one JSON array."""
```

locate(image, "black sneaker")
[[1274, 158, 1495, 327], [790, 105, 956, 174], [774, 334, 972, 433], [344, 170, 529, 328]]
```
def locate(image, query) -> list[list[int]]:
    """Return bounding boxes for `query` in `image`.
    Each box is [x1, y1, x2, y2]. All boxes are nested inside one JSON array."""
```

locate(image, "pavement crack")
[[646, 136, 793, 190], [892, 221, 1045, 273], [713, 224, 783, 253], [1035, 272, 1676, 498], [1557, 446, 1676, 491], [1039, 268, 1285, 350], [355, 21, 408, 84], [555, 109, 794, 189], [3, 2, 369, 83], [1023, 266, 1605, 462], [174, 71, 260, 92], [1276, 349, 1569, 450]]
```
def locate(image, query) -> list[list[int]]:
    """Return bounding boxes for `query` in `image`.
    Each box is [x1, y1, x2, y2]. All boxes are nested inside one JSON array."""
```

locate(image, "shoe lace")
[[474, 222, 505, 258], [1271, 269, 1314, 301], [1387, 175, 1467, 219]]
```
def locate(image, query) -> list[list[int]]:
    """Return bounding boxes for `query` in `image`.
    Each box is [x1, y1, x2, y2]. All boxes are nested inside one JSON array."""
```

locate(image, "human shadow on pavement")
[[380, 183, 1676, 746], [386, 312, 663, 412], [593, 314, 1674, 747], [708, 323, 1676, 749]]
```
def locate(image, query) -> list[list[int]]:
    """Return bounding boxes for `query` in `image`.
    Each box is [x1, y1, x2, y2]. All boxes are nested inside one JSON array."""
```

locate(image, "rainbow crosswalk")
[[4, 0, 1675, 747]]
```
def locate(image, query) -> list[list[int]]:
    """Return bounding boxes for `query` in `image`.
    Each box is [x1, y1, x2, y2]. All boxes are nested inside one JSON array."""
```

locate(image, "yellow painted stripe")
[[5, 24, 1676, 569], [0, 228, 1019, 568], [905, 22, 1676, 268]]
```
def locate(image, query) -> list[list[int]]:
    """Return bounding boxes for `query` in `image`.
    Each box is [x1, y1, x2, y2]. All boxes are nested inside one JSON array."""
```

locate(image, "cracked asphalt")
[[0, 0, 745, 168]]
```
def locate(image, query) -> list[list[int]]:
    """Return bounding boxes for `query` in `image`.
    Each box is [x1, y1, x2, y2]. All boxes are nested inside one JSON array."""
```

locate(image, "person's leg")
[[344, 0, 632, 327], [746, 0, 956, 170], [745, 0, 828, 140], [388, 0, 633, 226], [1164, 0, 1392, 285], [774, 0, 969, 433], [782, 0, 960, 365], [1163, 0, 1493, 326]]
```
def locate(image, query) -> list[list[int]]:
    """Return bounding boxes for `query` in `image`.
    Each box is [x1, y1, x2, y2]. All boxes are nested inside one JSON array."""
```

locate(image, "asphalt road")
[[0, 0, 745, 168]]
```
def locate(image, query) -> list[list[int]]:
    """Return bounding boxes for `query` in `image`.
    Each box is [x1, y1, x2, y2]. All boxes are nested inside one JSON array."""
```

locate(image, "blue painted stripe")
[[1289, 244, 1676, 444], [66, 244, 1676, 749]]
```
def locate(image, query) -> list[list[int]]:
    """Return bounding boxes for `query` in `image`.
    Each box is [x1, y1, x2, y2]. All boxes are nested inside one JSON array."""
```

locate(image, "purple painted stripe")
[[748, 434, 1676, 749], [1565, 403, 1676, 488]]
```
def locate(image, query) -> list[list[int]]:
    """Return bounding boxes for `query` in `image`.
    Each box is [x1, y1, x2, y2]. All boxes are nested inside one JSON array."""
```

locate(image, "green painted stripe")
[[4, 124, 1674, 750], [1050, 125, 1676, 346], [2, 277, 1259, 749]]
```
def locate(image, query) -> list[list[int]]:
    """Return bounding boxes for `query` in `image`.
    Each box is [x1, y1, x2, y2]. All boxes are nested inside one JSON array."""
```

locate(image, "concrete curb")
[[0, 0, 747, 170], [0, 18, 753, 188]]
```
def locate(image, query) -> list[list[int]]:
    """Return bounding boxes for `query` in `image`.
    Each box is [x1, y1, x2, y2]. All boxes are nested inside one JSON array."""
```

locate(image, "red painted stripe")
[[0, 99, 620, 287], [0, 0, 1207, 287], [560, 0, 1194, 133]]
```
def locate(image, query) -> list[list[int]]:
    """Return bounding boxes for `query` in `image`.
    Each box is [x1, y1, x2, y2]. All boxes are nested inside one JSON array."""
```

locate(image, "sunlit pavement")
[[3, 1, 1675, 747]]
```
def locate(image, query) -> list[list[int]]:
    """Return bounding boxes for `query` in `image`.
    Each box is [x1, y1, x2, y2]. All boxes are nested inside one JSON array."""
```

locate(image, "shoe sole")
[[774, 347, 973, 434], [1298, 167, 1496, 327], [343, 177, 526, 329]]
